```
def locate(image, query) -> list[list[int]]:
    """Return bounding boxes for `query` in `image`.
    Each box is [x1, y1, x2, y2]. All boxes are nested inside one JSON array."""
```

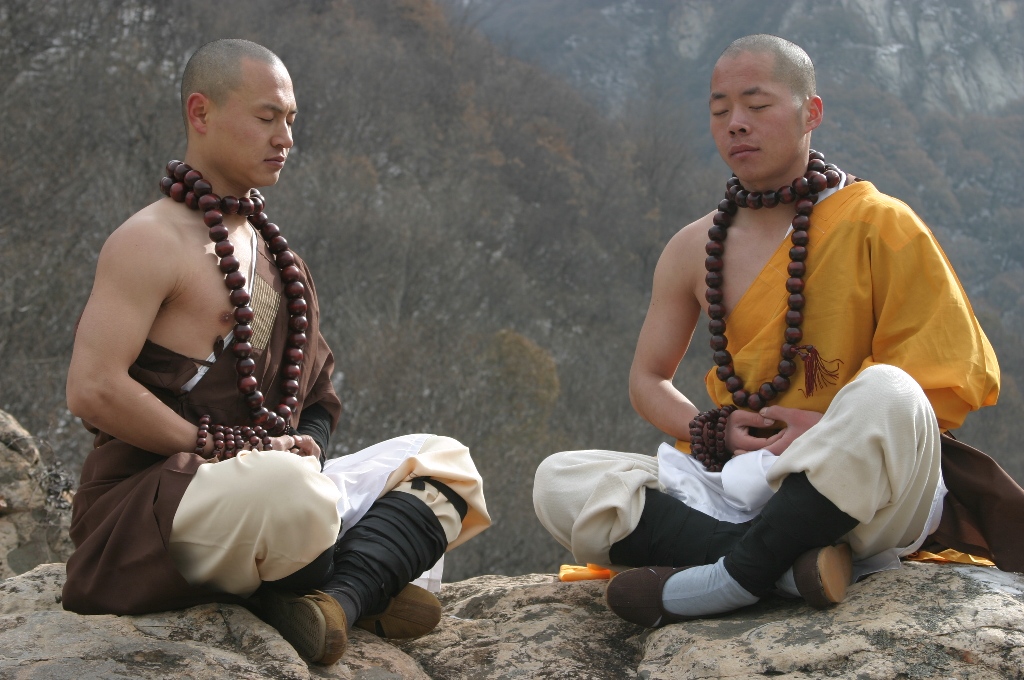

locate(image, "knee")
[[239, 451, 340, 523], [850, 365, 931, 417], [533, 451, 580, 505], [421, 434, 469, 456]]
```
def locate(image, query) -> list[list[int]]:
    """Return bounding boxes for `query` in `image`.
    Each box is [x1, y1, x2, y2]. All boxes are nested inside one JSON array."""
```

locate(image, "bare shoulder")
[[90, 198, 205, 309], [98, 199, 199, 276], [666, 210, 714, 255], [104, 199, 191, 253], [655, 210, 715, 286]]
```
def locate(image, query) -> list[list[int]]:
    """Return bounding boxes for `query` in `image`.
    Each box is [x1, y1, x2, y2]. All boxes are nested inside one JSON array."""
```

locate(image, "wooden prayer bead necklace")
[[195, 417, 272, 458], [690, 150, 843, 472], [160, 160, 308, 446]]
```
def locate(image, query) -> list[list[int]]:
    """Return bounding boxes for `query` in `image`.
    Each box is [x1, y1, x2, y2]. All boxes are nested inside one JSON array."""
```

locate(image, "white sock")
[[661, 557, 760, 617], [775, 568, 800, 598]]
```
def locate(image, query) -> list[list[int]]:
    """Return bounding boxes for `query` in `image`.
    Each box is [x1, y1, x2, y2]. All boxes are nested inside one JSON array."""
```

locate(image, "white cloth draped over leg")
[[321, 433, 490, 592], [321, 433, 489, 550], [533, 364, 944, 574]]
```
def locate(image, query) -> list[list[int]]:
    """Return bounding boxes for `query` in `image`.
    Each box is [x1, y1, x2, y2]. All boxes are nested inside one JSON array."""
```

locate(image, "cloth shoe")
[[355, 583, 442, 639], [605, 565, 692, 628], [791, 542, 853, 608], [607, 544, 853, 629], [258, 589, 348, 665], [606, 560, 757, 628]]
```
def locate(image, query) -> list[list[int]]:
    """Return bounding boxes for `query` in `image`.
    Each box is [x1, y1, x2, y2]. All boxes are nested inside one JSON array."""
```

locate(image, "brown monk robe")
[[63, 244, 341, 615], [932, 436, 1024, 572]]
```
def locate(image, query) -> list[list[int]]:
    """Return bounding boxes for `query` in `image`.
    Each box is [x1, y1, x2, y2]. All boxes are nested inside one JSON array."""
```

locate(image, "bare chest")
[[150, 231, 261, 360], [695, 224, 789, 316]]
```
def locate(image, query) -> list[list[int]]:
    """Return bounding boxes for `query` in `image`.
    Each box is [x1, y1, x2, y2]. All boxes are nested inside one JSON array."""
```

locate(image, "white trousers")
[[169, 434, 489, 597], [534, 365, 944, 573]]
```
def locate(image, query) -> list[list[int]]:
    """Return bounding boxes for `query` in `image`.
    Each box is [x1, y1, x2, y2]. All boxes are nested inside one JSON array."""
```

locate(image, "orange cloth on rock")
[[558, 564, 615, 581]]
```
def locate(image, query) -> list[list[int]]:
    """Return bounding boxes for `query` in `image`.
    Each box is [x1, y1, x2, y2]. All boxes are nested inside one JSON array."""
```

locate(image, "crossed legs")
[[169, 435, 486, 664], [534, 365, 943, 625]]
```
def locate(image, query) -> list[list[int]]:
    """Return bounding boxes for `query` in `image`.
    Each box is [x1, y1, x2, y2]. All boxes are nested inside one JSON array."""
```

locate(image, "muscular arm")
[[66, 214, 201, 456], [628, 222, 707, 441]]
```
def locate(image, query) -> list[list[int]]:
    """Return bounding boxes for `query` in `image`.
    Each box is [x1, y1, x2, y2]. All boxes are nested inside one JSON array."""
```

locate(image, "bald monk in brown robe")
[[63, 39, 488, 665]]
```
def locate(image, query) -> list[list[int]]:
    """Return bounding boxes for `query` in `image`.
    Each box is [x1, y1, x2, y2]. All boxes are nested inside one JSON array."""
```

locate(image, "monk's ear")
[[186, 92, 213, 136], [804, 95, 823, 133]]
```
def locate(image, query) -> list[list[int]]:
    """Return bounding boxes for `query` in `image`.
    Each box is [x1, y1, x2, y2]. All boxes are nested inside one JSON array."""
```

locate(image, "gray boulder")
[[2, 561, 1023, 679], [0, 409, 75, 580]]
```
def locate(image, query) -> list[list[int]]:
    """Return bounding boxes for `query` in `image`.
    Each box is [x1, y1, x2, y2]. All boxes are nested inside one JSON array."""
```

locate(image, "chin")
[[266, 168, 285, 185]]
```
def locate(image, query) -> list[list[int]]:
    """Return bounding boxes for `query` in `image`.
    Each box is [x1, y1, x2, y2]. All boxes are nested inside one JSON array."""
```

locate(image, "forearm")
[[67, 371, 201, 456], [296, 401, 332, 468], [629, 373, 701, 441]]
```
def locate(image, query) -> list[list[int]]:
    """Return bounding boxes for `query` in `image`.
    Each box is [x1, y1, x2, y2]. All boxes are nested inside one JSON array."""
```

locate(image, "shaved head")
[[718, 34, 816, 102], [180, 39, 285, 135]]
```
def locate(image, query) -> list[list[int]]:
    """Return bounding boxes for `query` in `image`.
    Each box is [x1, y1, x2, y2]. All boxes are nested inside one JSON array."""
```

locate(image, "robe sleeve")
[[295, 256, 343, 432], [856, 206, 999, 430]]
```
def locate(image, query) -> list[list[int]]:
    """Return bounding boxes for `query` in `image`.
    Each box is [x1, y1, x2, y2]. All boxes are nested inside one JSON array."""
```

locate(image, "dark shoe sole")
[[794, 543, 853, 609]]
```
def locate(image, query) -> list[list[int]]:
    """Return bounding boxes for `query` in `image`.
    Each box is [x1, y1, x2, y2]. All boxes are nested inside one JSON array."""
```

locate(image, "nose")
[[274, 121, 294, 150], [727, 112, 749, 136]]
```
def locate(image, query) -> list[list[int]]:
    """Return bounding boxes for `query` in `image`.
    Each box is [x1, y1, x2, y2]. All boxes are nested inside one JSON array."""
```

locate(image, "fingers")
[[727, 428, 776, 452], [266, 434, 299, 452], [732, 434, 776, 451], [758, 405, 800, 421], [291, 434, 320, 458], [729, 409, 775, 428], [759, 405, 823, 429], [763, 429, 792, 456]]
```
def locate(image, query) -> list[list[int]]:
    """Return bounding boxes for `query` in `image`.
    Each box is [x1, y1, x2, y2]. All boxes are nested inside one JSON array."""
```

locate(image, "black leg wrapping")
[[724, 472, 859, 596], [322, 490, 448, 620], [609, 487, 750, 568], [264, 545, 336, 592]]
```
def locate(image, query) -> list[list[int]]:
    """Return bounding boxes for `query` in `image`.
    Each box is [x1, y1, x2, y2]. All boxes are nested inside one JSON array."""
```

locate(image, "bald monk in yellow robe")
[[533, 34, 1020, 627]]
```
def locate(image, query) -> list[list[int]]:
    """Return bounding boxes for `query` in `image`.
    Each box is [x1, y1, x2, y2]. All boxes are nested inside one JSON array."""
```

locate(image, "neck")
[[182, 152, 252, 200], [733, 200, 797, 222], [734, 146, 812, 194]]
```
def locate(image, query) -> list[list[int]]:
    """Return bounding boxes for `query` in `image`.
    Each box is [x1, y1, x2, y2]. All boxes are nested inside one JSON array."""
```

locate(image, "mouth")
[[729, 145, 758, 158], [265, 155, 287, 169]]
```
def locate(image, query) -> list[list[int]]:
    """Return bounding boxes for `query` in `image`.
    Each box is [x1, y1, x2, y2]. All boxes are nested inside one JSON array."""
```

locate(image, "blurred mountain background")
[[1, 0, 1021, 580]]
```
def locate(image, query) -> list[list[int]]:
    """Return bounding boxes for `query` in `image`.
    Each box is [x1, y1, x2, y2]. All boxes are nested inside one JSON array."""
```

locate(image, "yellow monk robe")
[[676, 180, 999, 455]]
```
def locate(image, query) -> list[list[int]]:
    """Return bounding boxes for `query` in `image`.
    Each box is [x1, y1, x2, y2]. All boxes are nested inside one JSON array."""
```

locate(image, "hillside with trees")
[[1, 0, 1021, 580], [455, 0, 1024, 474]]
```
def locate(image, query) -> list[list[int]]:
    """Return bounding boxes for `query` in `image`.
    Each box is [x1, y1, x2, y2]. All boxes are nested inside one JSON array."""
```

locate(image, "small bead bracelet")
[[689, 405, 736, 473], [195, 414, 273, 459]]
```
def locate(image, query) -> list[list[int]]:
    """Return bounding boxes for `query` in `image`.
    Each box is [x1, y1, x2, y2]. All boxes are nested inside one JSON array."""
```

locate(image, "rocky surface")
[[407, 564, 1024, 679], [0, 563, 430, 680], [2, 561, 1024, 679], [0, 410, 75, 581], [4, 410, 1024, 679]]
